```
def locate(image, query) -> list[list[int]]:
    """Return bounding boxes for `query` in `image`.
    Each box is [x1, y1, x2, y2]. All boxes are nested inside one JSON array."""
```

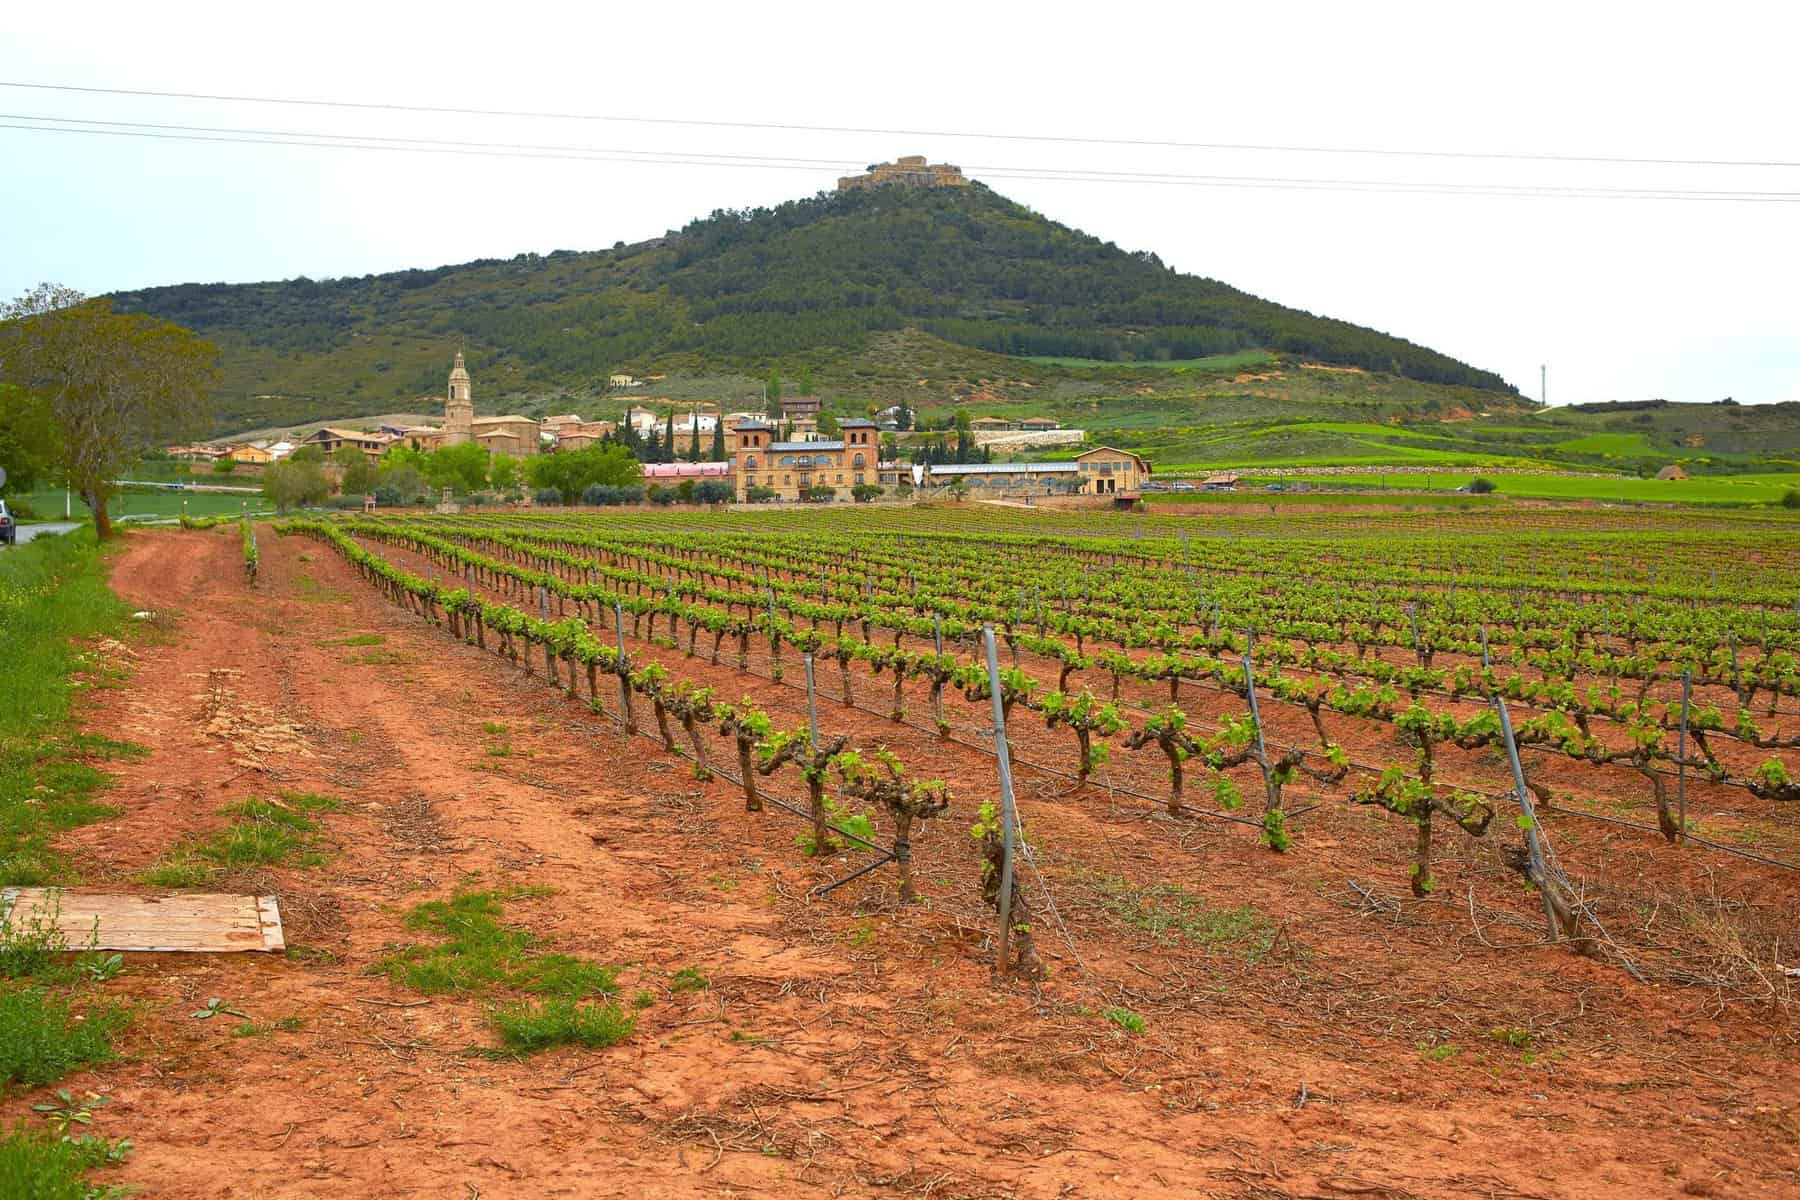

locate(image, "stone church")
[[405, 351, 541, 456]]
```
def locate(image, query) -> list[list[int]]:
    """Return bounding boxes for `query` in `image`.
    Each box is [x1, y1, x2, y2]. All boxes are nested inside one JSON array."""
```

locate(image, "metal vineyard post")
[[982, 625, 1020, 977]]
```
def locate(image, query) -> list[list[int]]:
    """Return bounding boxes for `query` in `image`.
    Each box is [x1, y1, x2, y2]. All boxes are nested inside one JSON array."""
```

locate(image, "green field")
[[1286, 471, 1800, 505], [1144, 488, 1501, 508], [9, 485, 271, 523]]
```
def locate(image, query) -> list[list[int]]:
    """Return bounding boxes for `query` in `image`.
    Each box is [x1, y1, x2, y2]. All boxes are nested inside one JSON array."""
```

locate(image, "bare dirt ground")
[[14, 527, 1798, 1199]]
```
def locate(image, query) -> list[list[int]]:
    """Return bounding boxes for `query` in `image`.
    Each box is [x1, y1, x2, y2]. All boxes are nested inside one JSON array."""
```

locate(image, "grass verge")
[[0, 530, 135, 886]]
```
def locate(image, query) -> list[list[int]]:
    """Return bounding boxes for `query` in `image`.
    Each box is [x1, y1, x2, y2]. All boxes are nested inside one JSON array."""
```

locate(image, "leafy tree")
[[746, 485, 777, 502], [289, 444, 325, 464], [0, 382, 61, 495], [212, 456, 238, 475], [709, 419, 725, 461], [1782, 489, 1800, 510], [688, 413, 702, 461], [377, 463, 427, 503], [851, 482, 883, 502], [765, 367, 781, 406], [796, 365, 813, 396], [263, 458, 329, 512], [694, 479, 732, 504], [490, 453, 521, 493], [817, 411, 840, 437], [424, 441, 489, 493], [340, 454, 380, 496], [329, 445, 364, 472], [0, 284, 217, 538], [1468, 476, 1496, 494], [525, 444, 641, 501]]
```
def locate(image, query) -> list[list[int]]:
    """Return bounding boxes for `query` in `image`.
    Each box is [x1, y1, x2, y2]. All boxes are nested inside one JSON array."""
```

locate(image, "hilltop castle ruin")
[[837, 155, 969, 192]]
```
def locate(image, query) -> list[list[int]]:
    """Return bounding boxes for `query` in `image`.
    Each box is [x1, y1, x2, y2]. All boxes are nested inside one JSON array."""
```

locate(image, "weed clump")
[[1102, 1007, 1147, 1036]]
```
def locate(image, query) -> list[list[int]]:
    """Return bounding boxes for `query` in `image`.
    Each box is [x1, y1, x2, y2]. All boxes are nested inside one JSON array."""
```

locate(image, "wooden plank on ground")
[[0, 888, 284, 953]]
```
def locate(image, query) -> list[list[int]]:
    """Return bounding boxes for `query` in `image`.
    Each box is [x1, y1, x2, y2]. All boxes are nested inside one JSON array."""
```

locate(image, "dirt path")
[[15, 527, 1796, 1199]]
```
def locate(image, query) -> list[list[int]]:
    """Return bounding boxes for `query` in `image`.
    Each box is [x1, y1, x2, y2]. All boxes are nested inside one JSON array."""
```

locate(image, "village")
[[165, 353, 1159, 507]]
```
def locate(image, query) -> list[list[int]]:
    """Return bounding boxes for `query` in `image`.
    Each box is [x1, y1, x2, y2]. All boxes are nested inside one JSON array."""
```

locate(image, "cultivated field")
[[4, 502, 1797, 1198]]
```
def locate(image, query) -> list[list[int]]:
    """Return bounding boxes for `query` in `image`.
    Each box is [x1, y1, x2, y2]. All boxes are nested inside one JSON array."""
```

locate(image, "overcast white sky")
[[3, 1, 1796, 404]]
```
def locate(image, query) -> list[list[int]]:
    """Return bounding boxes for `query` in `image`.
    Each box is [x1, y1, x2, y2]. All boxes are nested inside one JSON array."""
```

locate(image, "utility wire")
[[5, 78, 1799, 170], [6, 116, 1798, 203]]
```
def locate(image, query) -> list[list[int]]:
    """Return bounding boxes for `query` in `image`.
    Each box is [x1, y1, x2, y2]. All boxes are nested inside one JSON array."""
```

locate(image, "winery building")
[[735, 418, 881, 501], [917, 446, 1151, 497]]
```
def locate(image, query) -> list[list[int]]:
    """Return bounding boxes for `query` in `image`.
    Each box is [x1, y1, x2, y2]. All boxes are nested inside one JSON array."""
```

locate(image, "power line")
[[6, 116, 1798, 203], [6, 78, 1798, 170]]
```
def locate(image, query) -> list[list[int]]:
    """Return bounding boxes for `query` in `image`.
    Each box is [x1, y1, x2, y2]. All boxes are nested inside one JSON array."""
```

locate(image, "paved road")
[[7, 522, 81, 545]]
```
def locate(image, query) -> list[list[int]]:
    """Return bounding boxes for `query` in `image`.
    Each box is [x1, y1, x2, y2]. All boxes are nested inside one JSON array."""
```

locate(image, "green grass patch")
[[142, 792, 340, 886], [0, 1121, 131, 1200], [0, 989, 125, 1087], [1090, 874, 1277, 959], [291, 573, 349, 604], [377, 889, 619, 999], [319, 633, 385, 647], [377, 889, 631, 1056], [489, 997, 635, 1054], [669, 966, 709, 993], [0, 531, 132, 886]]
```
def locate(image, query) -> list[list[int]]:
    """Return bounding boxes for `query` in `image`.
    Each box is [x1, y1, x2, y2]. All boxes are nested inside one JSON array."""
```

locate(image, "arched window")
[[852, 453, 865, 468], [745, 456, 758, 470]]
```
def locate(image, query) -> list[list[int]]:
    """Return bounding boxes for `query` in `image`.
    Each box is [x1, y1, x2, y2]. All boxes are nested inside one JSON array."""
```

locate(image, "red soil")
[[12, 527, 1797, 1199]]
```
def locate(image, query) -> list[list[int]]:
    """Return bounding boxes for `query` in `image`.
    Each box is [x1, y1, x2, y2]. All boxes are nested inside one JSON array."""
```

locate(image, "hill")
[[106, 183, 1519, 435]]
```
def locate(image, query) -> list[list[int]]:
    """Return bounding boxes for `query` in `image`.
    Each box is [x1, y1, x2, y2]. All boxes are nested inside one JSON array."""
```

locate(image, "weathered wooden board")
[[0, 888, 284, 953]]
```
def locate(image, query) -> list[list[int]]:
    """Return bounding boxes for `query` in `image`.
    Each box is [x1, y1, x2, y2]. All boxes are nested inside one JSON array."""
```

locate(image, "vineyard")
[[276, 503, 1800, 992]]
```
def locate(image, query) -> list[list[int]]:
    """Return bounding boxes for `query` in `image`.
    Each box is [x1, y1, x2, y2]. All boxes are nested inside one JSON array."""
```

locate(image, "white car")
[[0, 500, 15, 545]]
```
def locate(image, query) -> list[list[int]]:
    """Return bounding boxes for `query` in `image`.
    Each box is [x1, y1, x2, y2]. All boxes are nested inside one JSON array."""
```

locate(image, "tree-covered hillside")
[[109, 183, 1516, 433]]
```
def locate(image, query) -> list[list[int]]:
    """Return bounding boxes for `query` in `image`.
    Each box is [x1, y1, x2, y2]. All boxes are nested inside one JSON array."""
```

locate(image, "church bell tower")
[[445, 349, 474, 444]]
